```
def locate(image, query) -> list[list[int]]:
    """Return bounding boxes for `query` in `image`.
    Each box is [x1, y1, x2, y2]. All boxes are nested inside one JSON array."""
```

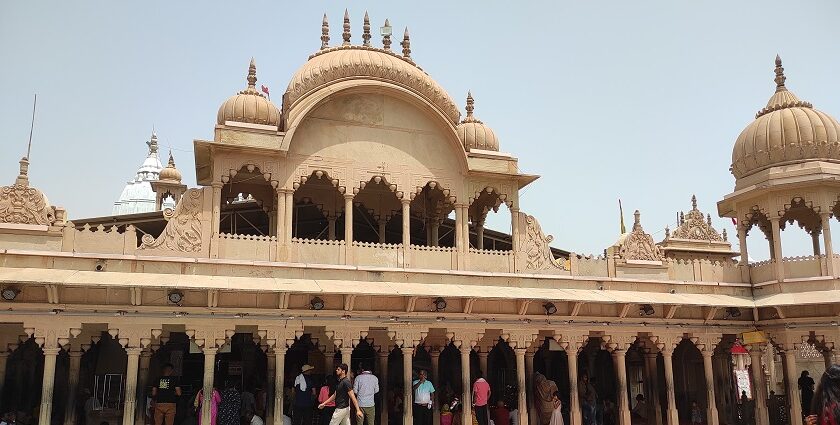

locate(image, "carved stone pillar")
[[748, 345, 769, 425], [276, 189, 286, 243], [201, 347, 219, 425], [661, 349, 679, 425], [402, 346, 415, 425], [379, 348, 390, 425], [812, 231, 822, 256], [379, 217, 388, 244], [123, 347, 143, 425], [460, 344, 473, 425], [212, 182, 223, 236], [643, 353, 662, 425], [430, 221, 440, 247], [328, 215, 337, 241], [284, 190, 294, 241], [738, 224, 748, 265], [341, 347, 354, 369], [701, 350, 719, 425], [525, 350, 537, 425], [476, 224, 485, 250], [567, 347, 581, 425], [770, 217, 784, 281], [274, 347, 287, 425], [612, 349, 631, 425], [135, 348, 153, 425], [38, 347, 61, 425], [822, 212, 835, 276], [781, 348, 802, 425], [510, 207, 520, 252], [478, 350, 489, 376], [431, 347, 442, 425], [64, 348, 84, 425], [345, 193, 355, 262], [515, 348, 528, 425], [265, 347, 276, 425]]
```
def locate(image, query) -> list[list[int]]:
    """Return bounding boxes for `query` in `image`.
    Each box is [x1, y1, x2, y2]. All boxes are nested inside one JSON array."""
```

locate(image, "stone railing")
[[217, 233, 276, 261], [467, 247, 513, 273], [290, 237, 344, 264], [63, 223, 138, 255], [570, 255, 609, 277], [352, 241, 403, 268], [750, 259, 776, 284], [781, 255, 823, 279], [409, 244, 456, 270]]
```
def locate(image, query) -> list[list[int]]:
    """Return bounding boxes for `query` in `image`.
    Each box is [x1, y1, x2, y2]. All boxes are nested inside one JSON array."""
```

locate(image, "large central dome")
[[283, 41, 460, 125], [731, 56, 840, 180]]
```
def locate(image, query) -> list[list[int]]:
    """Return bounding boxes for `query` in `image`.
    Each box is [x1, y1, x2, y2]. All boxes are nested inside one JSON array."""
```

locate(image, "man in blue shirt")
[[353, 363, 380, 425]]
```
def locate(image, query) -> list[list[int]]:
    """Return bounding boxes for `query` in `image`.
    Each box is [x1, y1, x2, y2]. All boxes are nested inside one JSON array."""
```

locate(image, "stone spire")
[[321, 14, 330, 49], [461, 92, 482, 124], [246, 58, 257, 89], [633, 210, 642, 231], [691, 194, 697, 210], [382, 19, 392, 51], [146, 130, 159, 155], [362, 11, 371, 47], [342, 9, 351, 45], [401, 27, 411, 60], [15, 157, 29, 186], [774, 54, 786, 92]]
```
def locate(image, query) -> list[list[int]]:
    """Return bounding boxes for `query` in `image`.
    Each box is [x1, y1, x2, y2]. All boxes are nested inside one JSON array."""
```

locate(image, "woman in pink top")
[[319, 376, 337, 425], [472, 372, 492, 425]]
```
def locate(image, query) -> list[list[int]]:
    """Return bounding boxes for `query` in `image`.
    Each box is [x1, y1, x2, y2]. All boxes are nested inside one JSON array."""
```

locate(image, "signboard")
[[741, 331, 767, 345]]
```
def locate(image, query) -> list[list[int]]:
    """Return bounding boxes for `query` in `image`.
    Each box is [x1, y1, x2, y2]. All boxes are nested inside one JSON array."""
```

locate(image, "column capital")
[[107, 324, 162, 350], [24, 322, 83, 350], [446, 327, 484, 349], [186, 326, 234, 349], [344, 192, 355, 200], [650, 333, 684, 353], [400, 346, 414, 354], [388, 324, 428, 348], [326, 325, 369, 349], [605, 333, 637, 352], [503, 330, 539, 350], [125, 347, 144, 356], [258, 324, 304, 349], [555, 331, 589, 353], [202, 347, 219, 355], [42, 347, 62, 356]]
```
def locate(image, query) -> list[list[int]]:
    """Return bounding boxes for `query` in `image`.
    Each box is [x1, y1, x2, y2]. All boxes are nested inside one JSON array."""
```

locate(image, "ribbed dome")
[[455, 92, 499, 151], [731, 56, 840, 179], [158, 152, 182, 183], [217, 58, 281, 127], [283, 45, 461, 125]]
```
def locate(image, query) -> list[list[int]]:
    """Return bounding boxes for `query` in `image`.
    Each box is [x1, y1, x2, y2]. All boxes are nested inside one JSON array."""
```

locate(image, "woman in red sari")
[[808, 365, 840, 425]]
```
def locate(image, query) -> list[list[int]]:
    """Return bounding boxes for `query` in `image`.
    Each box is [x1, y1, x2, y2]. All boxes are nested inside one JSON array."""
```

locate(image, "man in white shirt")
[[245, 410, 265, 425], [353, 363, 380, 425]]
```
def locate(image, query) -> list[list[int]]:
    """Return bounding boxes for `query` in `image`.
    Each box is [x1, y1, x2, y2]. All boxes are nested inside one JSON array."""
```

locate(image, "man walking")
[[412, 370, 435, 425], [294, 365, 317, 425], [353, 363, 380, 425], [472, 372, 491, 425], [152, 363, 181, 425], [318, 364, 363, 425]]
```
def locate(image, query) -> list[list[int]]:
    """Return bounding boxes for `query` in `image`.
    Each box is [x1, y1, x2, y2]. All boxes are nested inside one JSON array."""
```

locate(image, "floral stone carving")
[[670, 195, 723, 242], [140, 188, 203, 252], [516, 212, 568, 271], [0, 159, 55, 226], [619, 210, 664, 261]]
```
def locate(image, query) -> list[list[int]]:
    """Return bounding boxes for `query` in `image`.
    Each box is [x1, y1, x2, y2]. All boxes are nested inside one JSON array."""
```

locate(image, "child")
[[441, 403, 454, 425], [549, 392, 564, 425], [691, 401, 703, 425]]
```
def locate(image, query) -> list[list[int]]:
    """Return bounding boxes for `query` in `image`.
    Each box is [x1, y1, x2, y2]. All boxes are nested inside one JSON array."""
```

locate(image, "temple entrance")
[[673, 339, 704, 423]]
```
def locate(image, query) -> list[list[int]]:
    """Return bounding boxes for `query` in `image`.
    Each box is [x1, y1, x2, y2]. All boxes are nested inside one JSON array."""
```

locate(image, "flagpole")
[[26, 94, 37, 159]]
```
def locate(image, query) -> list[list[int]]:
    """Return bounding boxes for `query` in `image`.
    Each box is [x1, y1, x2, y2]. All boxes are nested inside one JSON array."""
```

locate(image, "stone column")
[[812, 232, 822, 256], [284, 190, 294, 241], [379, 217, 388, 243], [516, 348, 529, 425], [770, 217, 784, 282], [341, 347, 354, 369], [266, 348, 276, 425], [402, 347, 415, 425], [39, 347, 61, 425], [345, 194, 355, 263], [135, 348, 153, 425], [274, 347, 287, 425], [738, 224, 748, 265], [526, 350, 538, 425], [276, 189, 286, 243], [402, 199, 411, 266], [431, 348, 441, 425], [567, 348, 581, 425], [476, 224, 484, 250], [430, 221, 440, 247], [123, 347, 143, 425], [64, 348, 84, 425], [455, 204, 464, 251], [0, 350, 8, 411], [212, 182, 223, 236], [701, 350, 719, 425], [661, 349, 679, 425], [379, 349, 390, 425], [822, 212, 835, 276], [643, 353, 662, 425], [782, 349, 802, 425], [478, 350, 489, 376], [460, 345, 473, 425], [328, 216, 337, 241], [612, 349, 631, 425], [510, 207, 520, 252], [201, 347, 218, 425], [749, 345, 769, 425]]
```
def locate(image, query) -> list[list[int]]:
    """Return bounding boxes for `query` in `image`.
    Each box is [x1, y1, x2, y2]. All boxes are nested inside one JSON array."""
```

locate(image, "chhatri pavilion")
[[1, 10, 839, 425]]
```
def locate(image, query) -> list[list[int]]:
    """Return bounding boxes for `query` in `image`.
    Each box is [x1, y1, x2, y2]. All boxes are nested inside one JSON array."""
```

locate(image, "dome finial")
[[146, 131, 159, 154], [342, 9, 351, 45], [247, 58, 257, 89], [774, 54, 786, 92], [633, 210, 641, 230], [167, 150, 176, 168], [382, 19, 392, 51], [465, 91, 476, 122], [321, 14, 330, 49], [691, 194, 697, 210], [362, 11, 371, 47], [401, 27, 411, 60]]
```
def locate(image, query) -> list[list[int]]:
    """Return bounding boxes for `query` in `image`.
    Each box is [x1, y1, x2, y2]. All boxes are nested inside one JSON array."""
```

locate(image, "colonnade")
[[0, 324, 824, 425]]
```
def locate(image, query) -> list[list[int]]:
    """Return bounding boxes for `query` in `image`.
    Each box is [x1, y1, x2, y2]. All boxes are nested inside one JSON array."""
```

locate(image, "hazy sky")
[[2, 1, 839, 259]]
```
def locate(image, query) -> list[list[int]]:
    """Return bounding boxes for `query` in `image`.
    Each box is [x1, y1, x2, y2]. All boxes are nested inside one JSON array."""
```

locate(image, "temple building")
[[1, 11, 839, 425]]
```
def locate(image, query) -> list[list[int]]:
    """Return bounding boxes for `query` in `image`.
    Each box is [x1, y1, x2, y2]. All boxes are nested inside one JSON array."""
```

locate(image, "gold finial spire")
[[321, 14, 330, 49], [691, 194, 697, 210], [382, 19, 392, 51], [362, 11, 371, 47], [247, 57, 257, 89], [342, 9, 351, 45], [401, 27, 411, 59], [774, 54, 786, 92]]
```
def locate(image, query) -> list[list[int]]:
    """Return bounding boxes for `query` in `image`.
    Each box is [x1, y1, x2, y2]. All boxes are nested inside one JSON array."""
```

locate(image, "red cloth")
[[492, 407, 510, 425]]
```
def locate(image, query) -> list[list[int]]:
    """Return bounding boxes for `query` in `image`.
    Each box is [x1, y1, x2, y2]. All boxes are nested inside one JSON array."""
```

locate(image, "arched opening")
[[578, 338, 617, 425], [488, 339, 515, 407], [779, 197, 823, 257], [352, 177, 403, 244], [410, 182, 456, 247], [744, 207, 773, 262], [673, 339, 704, 422], [220, 165, 275, 237], [469, 188, 513, 251], [533, 337, 570, 425], [2, 336, 45, 419], [437, 343, 462, 412], [351, 339, 378, 375], [292, 171, 345, 240]]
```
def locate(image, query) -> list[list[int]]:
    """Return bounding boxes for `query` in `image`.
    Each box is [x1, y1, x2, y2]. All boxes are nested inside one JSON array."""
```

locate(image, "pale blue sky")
[[2, 1, 839, 258]]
